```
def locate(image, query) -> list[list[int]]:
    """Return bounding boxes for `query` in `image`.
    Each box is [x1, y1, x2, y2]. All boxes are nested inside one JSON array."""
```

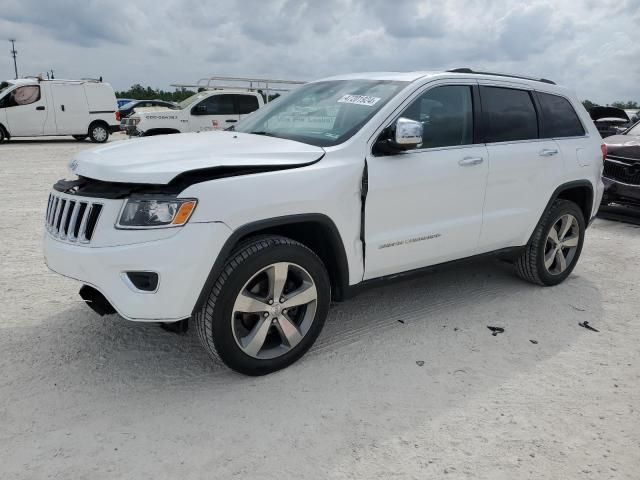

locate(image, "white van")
[[0, 78, 119, 143]]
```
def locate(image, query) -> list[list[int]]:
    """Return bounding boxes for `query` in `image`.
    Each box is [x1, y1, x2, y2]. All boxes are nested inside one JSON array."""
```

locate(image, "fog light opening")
[[125, 271, 159, 292]]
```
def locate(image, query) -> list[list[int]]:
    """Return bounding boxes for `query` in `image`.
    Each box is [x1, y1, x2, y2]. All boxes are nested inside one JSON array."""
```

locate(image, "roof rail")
[[447, 68, 556, 85], [170, 75, 306, 102]]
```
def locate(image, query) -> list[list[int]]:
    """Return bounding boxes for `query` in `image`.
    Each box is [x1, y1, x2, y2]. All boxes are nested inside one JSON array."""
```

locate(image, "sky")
[[0, 0, 638, 104]]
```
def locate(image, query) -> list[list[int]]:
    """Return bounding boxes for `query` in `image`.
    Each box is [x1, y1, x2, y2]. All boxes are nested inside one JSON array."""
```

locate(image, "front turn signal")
[[171, 200, 197, 226]]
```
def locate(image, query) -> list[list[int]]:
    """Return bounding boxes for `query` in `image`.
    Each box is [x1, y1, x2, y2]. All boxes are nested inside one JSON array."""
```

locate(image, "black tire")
[[73, 135, 87, 141], [0, 126, 6, 143], [193, 235, 331, 376], [89, 122, 109, 143], [516, 199, 585, 286]]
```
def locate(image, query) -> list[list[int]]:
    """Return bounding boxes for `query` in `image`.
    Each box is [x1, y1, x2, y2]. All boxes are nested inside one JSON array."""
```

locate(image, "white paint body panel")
[[43, 71, 604, 322], [71, 131, 325, 184]]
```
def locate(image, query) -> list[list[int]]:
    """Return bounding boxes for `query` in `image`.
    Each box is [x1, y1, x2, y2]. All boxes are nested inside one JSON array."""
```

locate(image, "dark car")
[[589, 106, 631, 138], [601, 120, 640, 207], [116, 98, 134, 108], [116, 99, 178, 121]]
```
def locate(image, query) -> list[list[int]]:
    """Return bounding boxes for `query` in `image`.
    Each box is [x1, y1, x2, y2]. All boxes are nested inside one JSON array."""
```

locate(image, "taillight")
[[115, 111, 121, 121], [601, 144, 607, 162]]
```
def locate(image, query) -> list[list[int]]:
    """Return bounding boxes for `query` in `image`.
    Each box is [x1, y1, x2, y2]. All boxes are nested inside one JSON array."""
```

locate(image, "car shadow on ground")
[[2, 257, 604, 396]]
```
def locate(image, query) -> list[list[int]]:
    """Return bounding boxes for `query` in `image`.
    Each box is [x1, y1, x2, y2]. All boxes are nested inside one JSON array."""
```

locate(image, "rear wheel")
[[516, 199, 585, 286], [89, 123, 109, 143], [0, 126, 6, 143], [193, 235, 330, 375]]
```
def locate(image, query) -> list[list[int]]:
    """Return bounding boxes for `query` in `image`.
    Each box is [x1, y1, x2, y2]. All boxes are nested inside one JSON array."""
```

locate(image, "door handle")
[[539, 148, 558, 157], [458, 156, 484, 166], [36, 106, 45, 111], [226, 119, 238, 123]]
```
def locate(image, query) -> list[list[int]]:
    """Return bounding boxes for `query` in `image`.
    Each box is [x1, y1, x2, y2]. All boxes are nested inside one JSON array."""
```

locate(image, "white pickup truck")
[[122, 90, 264, 136]]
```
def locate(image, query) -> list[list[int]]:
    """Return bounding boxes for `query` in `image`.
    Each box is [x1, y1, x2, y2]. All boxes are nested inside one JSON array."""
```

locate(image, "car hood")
[[589, 106, 630, 122], [604, 135, 640, 160], [70, 131, 325, 184]]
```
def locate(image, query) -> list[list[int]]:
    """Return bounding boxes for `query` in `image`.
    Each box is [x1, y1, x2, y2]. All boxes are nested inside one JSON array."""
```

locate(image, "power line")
[[9, 39, 18, 79]]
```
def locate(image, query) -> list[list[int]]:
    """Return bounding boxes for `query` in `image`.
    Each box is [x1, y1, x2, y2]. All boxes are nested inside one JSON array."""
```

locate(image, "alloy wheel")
[[231, 262, 318, 359], [544, 214, 580, 275]]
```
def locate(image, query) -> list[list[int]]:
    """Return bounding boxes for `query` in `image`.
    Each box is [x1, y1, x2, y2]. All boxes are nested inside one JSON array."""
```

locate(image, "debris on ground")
[[570, 305, 586, 312], [397, 319, 405, 324], [530, 339, 538, 344], [579, 321, 599, 332], [487, 326, 505, 336], [416, 361, 425, 367]]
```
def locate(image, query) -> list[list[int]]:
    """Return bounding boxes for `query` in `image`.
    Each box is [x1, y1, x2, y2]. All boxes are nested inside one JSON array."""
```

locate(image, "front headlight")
[[116, 198, 197, 229]]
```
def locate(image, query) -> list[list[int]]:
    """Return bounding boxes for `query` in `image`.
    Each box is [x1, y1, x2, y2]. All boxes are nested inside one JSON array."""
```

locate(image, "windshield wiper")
[[250, 131, 276, 137]]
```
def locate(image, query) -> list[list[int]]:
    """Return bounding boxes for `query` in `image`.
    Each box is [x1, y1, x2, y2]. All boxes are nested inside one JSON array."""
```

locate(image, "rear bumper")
[[44, 222, 232, 321], [602, 176, 640, 207], [120, 122, 141, 136]]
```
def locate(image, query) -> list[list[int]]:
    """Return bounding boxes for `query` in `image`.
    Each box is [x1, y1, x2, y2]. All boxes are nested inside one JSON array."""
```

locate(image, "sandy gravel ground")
[[1, 135, 639, 480]]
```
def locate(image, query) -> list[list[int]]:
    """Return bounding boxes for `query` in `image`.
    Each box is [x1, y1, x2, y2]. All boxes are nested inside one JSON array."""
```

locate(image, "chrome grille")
[[45, 192, 103, 243]]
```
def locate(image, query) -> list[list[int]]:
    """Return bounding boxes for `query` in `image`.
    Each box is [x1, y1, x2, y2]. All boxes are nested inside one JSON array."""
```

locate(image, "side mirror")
[[393, 117, 423, 149]]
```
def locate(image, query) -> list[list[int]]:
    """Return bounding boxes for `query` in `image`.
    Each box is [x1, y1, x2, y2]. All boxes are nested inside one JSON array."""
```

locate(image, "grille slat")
[[66, 201, 80, 239], [604, 159, 640, 186], [45, 192, 102, 244]]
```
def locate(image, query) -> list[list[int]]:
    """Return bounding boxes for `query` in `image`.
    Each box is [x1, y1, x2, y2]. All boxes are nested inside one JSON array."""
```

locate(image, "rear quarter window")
[[481, 86, 538, 143], [236, 95, 260, 114], [537, 92, 585, 138]]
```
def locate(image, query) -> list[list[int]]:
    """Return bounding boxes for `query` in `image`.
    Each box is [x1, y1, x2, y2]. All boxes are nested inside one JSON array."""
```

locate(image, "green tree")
[[115, 85, 197, 103], [610, 100, 639, 109], [582, 99, 598, 110]]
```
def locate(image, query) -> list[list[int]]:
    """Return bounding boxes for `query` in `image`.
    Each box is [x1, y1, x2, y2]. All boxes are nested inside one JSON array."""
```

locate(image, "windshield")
[[0, 81, 14, 96], [234, 80, 408, 147], [178, 93, 207, 110], [627, 121, 640, 136]]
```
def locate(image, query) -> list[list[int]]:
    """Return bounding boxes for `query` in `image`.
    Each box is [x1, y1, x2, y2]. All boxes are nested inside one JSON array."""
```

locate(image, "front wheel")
[[193, 235, 331, 375], [89, 123, 109, 143], [516, 199, 585, 286]]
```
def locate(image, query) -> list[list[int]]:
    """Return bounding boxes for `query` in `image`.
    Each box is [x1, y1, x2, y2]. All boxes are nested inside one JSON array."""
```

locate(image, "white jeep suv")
[[44, 69, 605, 375]]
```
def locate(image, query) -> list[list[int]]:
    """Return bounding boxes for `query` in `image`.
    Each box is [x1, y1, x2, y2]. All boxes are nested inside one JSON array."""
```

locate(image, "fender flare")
[[191, 214, 350, 315], [527, 179, 595, 244]]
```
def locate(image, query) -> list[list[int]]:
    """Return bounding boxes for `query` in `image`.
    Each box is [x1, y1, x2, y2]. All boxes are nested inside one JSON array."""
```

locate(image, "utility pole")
[[9, 39, 18, 79]]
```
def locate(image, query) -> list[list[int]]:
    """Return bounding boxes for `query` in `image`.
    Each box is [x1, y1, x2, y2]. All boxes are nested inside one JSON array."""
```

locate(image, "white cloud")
[[0, 0, 637, 104]]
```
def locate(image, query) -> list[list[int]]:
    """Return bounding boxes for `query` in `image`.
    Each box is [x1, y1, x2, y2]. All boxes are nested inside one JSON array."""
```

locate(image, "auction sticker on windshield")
[[338, 94, 381, 107]]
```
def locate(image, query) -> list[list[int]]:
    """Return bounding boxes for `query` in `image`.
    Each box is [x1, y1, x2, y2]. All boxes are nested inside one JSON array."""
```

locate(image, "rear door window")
[[537, 92, 585, 138], [481, 86, 538, 143], [236, 95, 260, 114]]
